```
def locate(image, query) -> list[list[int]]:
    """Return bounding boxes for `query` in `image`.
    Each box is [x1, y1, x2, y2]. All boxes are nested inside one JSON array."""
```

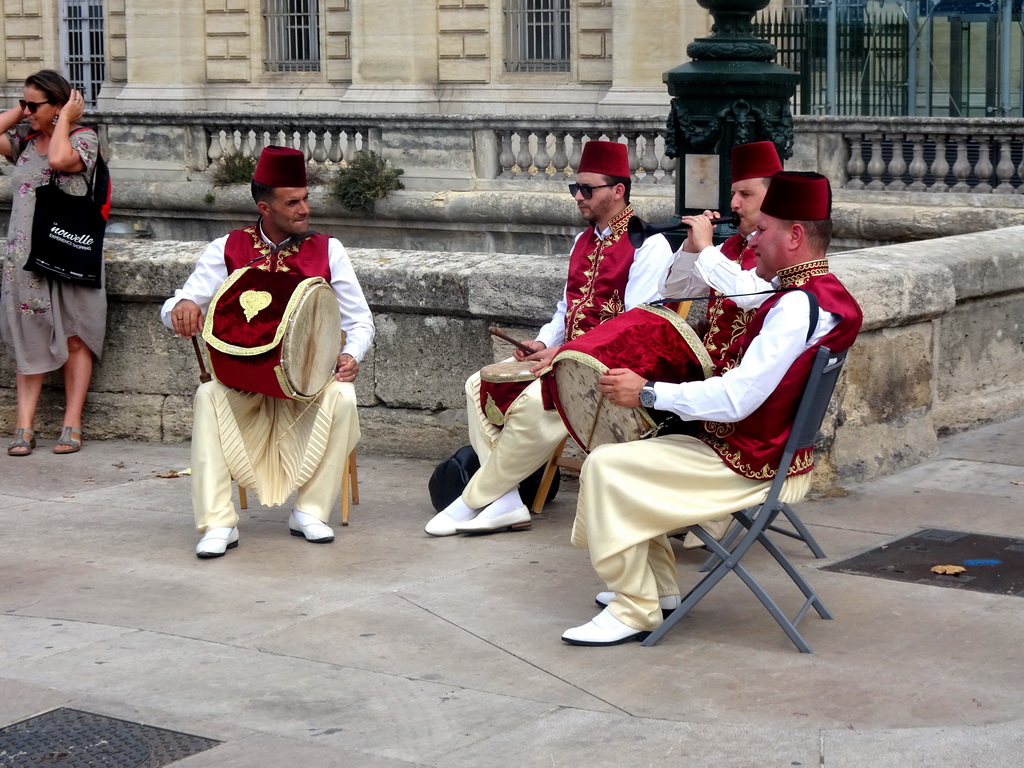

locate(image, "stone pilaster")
[[340, 0, 440, 112]]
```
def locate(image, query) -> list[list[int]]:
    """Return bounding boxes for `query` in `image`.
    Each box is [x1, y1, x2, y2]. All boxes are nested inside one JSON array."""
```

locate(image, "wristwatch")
[[639, 383, 657, 408]]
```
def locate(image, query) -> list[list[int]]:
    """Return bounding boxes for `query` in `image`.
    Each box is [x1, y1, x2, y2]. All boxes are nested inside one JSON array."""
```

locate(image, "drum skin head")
[[282, 282, 342, 398]]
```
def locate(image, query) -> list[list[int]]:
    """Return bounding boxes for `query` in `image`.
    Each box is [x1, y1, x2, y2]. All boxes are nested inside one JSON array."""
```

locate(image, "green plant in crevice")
[[211, 154, 257, 185], [330, 151, 404, 214]]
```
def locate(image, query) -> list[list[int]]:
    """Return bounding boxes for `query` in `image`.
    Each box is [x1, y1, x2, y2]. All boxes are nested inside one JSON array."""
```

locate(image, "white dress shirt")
[[161, 227, 375, 362], [660, 239, 774, 312], [535, 229, 674, 349], [651, 287, 838, 422]]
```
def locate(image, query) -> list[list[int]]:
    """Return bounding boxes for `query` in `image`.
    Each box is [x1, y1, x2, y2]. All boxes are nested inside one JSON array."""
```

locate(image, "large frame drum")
[[202, 267, 342, 401], [541, 304, 713, 451]]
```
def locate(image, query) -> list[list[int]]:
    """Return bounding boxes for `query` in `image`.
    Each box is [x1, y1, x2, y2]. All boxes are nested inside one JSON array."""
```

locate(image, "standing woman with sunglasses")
[[0, 69, 103, 456]]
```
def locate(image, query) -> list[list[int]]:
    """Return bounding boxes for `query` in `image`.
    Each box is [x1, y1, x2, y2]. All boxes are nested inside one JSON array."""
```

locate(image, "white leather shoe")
[[454, 504, 531, 534], [196, 527, 239, 558], [561, 609, 651, 646], [288, 511, 334, 543], [595, 591, 681, 617], [425, 510, 463, 537]]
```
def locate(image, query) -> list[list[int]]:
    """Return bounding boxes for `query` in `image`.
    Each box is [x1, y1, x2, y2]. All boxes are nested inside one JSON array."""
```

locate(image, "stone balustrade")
[[2, 226, 1023, 496], [82, 112, 1024, 194]]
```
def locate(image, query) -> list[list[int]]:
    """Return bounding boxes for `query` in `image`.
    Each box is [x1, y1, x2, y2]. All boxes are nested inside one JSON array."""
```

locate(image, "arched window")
[[264, 0, 321, 72], [504, 0, 570, 73]]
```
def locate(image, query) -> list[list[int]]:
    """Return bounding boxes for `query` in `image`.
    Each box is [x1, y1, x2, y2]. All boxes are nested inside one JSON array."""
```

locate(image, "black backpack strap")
[[799, 288, 819, 343]]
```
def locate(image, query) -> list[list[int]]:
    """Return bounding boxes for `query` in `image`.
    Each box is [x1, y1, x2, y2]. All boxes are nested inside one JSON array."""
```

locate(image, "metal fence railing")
[[754, 9, 909, 116]]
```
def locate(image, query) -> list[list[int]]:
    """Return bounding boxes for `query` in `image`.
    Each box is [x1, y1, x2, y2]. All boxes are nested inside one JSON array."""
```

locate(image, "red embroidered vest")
[[561, 205, 637, 341], [699, 259, 863, 481], [702, 233, 757, 369], [224, 223, 331, 280]]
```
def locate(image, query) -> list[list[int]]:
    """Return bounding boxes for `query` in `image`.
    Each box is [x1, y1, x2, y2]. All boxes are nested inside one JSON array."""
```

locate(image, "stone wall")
[[2, 226, 1023, 494]]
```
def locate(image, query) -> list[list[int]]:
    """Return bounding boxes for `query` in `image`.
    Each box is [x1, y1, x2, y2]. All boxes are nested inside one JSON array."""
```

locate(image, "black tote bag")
[[24, 170, 105, 289]]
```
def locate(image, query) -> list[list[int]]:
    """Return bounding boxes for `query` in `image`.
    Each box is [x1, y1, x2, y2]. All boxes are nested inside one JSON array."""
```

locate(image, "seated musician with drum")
[[660, 140, 784, 548], [561, 172, 863, 646], [424, 140, 674, 536], [162, 146, 374, 558]]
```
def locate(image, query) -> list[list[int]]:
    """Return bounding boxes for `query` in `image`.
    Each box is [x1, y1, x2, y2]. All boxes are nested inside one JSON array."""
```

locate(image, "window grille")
[[60, 0, 105, 107], [504, 0, 570, 73], [264, 0, 321, 73]]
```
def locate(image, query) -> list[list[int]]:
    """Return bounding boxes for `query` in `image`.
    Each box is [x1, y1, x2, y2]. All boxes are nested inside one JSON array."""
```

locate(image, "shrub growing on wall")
[[212, 154, 257, 185], [330, 151, 404, 214]]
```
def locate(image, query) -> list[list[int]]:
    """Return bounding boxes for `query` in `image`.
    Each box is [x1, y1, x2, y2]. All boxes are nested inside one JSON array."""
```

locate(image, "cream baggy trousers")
[[190, 379, 359, 532], [461, 370, 568, 510], [572, 434, 812, 632]]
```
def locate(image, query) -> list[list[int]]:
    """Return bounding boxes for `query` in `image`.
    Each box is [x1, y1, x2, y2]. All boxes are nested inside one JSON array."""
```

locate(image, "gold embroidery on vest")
[[564, 205, 634, 341], [777, 258, 829, 288], [244, 226, 306, 273]]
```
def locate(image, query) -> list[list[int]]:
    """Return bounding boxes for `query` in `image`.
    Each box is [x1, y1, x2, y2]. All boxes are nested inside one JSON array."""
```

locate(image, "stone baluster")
[[533, 132, 552, 179], [637, 132, 659, 184], [567, 133, 584, 176], [994, 135, 1015, 193], [515, 132, 534, 179], [327, 130, 344, 165], [207, 129, 225, 164], [950, 136, 972, 192], [844, 135, 866, 190], [906, 134, 928, 192], [345, 131, 360, 164], [497, 130, 515, 179], [621, 132, 641, 183], [311, 130, 329, 164], [1017, 148, 1024, 195], [658, 135, 676, 185], [886, 133, 907, 191], [251, 129, 267, 158], [972, 137, 993, 193], [550, 132, 570, 181], [928, 134, 950, 193], [865, 134, 886, 191]]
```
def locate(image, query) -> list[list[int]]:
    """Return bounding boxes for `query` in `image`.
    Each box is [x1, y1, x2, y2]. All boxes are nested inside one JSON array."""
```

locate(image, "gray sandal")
[[53, 426, 82, 454], [8, 428, 36, 456]]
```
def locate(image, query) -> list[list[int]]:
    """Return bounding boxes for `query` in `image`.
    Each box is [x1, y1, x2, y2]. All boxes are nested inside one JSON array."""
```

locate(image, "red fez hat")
[[577, 140, 630, 178], [731, 141, 782, 183], [253, 146, 307, 188], [760, 171, 832, 221]]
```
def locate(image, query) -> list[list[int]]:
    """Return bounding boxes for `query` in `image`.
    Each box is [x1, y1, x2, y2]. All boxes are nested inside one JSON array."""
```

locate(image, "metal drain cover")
[[824, 528, 1024, 597], [0, 708, 220, 767]]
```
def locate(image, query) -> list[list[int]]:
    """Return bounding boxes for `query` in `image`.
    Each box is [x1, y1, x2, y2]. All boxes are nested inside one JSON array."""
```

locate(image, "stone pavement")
[[1, 419, 1023, 767]]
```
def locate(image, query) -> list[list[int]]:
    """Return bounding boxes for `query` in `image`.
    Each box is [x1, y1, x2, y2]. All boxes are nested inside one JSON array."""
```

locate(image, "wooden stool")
[[238, 450, 359, 526]]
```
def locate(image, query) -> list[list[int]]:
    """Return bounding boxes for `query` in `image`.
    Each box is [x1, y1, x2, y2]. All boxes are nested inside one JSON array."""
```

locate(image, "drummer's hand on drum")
[[335, 353, 359, 383], [170, 300, 204, 338], [598, 368, 647, 408], [514, 339, 546, 362], [528, 344, 560, 376]]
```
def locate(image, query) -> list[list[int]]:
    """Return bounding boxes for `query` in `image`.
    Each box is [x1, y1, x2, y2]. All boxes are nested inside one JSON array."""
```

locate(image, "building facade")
[[0, 0, 715, 116]]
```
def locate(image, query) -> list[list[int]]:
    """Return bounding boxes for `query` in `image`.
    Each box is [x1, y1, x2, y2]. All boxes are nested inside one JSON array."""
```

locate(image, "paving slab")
[[1, 418, 1023, 767]]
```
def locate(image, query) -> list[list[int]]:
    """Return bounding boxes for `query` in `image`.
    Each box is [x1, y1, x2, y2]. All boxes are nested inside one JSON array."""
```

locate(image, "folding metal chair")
[[642, 346, 848, 653]]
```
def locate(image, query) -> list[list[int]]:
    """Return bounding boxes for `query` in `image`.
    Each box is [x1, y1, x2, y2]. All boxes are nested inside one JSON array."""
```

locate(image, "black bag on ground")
[[428, 444, 560, 513], [24, 131, 110, 289]]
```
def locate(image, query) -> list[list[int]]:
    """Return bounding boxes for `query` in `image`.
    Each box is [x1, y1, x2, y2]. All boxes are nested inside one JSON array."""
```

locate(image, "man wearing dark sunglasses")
[[426, 140, 674, 536]]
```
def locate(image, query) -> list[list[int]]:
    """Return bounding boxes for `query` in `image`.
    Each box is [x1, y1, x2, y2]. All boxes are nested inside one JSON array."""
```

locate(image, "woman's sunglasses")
[[20, 99, 54, 114], [568, 183, 615, 200]]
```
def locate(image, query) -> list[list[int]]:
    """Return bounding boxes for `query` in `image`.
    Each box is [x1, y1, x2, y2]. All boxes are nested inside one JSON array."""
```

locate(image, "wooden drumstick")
[[489, 326, 536, 356], [191, 336, 212, 383]]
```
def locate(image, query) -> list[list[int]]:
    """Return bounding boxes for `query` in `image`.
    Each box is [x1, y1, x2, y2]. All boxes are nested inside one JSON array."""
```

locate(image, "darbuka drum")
[[479, 360, 536, 427], [202, 266, 342, 401], [541, 304, 713, 451]]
